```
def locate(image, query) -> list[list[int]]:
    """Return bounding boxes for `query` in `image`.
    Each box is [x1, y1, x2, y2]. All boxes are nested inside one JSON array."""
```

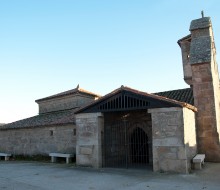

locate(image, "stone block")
[[158, 159, 188, 173], [153, 137, 183, 147], [169, 159, 188, 173], [153, 147, 159, 159], [190, 17, 211, 31], [80, 146, 93, 155], [170, 147, 177, 153], [177, 147, 187, 159], [152, 159, 158, 171], [194, 77, 202, 82], [165, 153, 177, 159], [76, 155, 92, 167]]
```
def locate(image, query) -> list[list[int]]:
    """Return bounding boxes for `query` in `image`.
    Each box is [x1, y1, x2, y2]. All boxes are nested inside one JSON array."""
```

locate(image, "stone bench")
[[193, 154, 205, 169], [0, 153, 12, 161], [49, 153, 74, 164]]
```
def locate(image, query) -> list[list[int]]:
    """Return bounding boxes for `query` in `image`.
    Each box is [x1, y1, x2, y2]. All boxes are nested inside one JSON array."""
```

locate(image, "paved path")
[[0, 161, 220, 190]]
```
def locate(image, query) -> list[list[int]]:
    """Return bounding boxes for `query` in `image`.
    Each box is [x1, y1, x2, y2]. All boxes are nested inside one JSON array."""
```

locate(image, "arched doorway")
[[103, 111, 152, 169], [129, 127, 149, 165]]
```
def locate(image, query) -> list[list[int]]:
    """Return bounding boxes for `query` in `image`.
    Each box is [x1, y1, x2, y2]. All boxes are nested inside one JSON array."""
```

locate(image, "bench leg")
[[66, 157, 71, 164], [51, 157, 57, 163], [194, 163, 202, 170]]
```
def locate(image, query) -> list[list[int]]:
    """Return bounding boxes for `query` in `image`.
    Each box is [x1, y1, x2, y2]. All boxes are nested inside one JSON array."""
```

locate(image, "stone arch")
[[127, 121, 152, 165], [129, 127, 149, 164]]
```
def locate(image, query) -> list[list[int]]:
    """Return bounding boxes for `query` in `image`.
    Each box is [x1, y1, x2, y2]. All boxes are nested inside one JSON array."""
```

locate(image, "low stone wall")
[[149, 107, 196, 173], [0, 124, 76, 156]]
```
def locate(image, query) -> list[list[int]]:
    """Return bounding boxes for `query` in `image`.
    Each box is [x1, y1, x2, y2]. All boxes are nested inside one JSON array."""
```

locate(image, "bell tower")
[[178, 15, 220, 161]]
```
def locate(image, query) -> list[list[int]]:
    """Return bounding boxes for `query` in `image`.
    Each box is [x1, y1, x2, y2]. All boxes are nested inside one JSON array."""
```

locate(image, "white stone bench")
[[0, 153, 12, 161], [193, 154, 205, 169], [49, 153, 74, 164]]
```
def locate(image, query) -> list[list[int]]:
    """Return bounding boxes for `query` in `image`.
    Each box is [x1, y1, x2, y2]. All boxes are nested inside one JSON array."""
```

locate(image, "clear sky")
[[1, 0, 220, 123]]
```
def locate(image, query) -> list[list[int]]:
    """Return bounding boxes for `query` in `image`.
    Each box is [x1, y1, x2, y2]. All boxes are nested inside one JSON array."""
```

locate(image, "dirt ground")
[[0, 161, 219, 190]]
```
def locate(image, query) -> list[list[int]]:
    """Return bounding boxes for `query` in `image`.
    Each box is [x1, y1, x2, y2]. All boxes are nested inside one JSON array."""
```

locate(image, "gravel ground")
[[0, 161, 219, 190]]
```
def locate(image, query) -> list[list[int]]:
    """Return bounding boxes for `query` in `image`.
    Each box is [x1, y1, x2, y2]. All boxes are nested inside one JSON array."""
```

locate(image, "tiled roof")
[[120, 86, 195, 109], [0, 108, 77, 130], [35, 85, 101, 103], [154, 88, 194, 105], [177, 34, 191, 46], [2, 87, 195, 130]]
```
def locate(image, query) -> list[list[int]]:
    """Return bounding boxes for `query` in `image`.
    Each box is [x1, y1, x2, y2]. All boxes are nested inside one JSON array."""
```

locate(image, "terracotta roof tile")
[[1, 108, 77, 130], [154, 88, 194, 105], [123, 86, 196, 111], [2, 87, 195, 130]]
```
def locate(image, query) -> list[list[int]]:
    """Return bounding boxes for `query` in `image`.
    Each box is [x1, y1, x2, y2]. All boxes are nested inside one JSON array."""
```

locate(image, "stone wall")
[[37, 94, 95, 114], [192, 62, 220, 160], [149, 107, 196, 173], [76, 113, 103, 168], [0, 124, 76, 155]]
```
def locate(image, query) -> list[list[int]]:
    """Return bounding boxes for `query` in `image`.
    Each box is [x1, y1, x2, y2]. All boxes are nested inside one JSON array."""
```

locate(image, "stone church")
[[1, 15, 220, 173]]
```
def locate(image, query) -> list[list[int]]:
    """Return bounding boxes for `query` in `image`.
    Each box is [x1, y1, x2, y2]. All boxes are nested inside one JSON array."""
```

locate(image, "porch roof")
[[75, 86, 197, 114]]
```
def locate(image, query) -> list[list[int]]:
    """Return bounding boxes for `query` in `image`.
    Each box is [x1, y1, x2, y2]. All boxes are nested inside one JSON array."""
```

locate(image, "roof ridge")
[[35, 85, 101, 102]]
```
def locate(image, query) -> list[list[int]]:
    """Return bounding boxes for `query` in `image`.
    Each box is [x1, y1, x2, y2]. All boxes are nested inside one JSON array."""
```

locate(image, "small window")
[[50, 130, 53, 136], [73, 129, 76, 136]]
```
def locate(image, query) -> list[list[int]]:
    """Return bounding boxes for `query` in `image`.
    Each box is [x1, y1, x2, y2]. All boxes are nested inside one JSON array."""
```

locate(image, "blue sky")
[[1, 0, 220, 123]]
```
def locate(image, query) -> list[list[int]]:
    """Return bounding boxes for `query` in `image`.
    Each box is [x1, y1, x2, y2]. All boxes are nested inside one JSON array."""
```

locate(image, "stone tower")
[[178, 16, 220, 161]]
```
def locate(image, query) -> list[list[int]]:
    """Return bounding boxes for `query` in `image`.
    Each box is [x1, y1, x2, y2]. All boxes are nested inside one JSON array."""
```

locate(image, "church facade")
[[1, 16, 220, 173]]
